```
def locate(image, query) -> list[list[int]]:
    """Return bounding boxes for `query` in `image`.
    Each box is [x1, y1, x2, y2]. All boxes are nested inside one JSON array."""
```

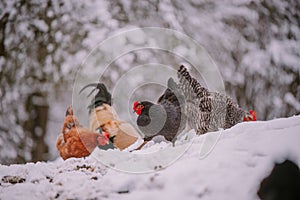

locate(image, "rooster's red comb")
[[102, 131, 109, 138], [133, 101, 139, 110]]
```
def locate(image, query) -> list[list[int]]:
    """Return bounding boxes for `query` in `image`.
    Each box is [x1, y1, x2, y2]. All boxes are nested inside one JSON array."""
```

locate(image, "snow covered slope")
[[1, 115, 299, 200]]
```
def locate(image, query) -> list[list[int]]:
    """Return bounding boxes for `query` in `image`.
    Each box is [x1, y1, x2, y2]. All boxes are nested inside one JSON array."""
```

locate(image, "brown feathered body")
[[56, 108, 108, 160]]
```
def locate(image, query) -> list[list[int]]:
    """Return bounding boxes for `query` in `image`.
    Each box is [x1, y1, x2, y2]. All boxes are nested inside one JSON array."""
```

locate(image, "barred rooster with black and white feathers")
[[177, 65, 256, 134]]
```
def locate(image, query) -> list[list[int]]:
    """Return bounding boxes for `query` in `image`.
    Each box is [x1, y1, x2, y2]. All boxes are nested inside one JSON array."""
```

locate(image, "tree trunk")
[[24, 93, 49, 162]]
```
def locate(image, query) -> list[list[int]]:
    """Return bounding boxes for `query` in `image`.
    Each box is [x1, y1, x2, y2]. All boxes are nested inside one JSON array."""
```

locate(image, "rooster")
[[80, 83, 141, 150], [177, 65, 256, 134], [133, 77, 186, 147], [56, 106, 109, 160]]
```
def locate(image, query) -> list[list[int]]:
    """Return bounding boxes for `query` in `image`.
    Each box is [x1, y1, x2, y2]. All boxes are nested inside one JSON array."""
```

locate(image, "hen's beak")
[[244, 113, 250, 121], [248, 114, 253, 121], [105, 139, 110, 145], [102, 131, 110, 144]]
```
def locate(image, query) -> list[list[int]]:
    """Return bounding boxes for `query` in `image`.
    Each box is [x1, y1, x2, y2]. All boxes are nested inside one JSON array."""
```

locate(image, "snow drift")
[[0, 115, 299, 200]]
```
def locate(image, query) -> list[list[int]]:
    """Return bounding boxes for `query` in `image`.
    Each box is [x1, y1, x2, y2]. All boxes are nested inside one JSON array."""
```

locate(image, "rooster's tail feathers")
[[80, 83, 112, 113]]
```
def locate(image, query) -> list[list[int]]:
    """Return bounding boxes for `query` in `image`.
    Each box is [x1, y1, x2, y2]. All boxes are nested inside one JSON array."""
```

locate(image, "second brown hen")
[[56, 106, 109, 160]]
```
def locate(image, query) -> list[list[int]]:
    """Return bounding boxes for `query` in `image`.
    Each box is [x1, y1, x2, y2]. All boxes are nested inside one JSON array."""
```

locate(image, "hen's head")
[[133, 101, 155, 115], [97, 132, 110, 146], [244, 110, 257, 121], [133, 101, 144, 115], [65, 105, 74, 116]]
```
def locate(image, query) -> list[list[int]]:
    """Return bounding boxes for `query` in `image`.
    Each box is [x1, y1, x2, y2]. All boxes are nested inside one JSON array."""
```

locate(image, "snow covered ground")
[[1, 115, 299, 200]]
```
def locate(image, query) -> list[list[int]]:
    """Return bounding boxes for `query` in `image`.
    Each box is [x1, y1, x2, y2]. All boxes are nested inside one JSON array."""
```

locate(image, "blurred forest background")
[[0, 0, 299, 164]]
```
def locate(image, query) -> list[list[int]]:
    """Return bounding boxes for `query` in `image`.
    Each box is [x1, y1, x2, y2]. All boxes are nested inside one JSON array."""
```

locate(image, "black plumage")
[[134, 78, 186, 144], [79, 83, 112, 113]]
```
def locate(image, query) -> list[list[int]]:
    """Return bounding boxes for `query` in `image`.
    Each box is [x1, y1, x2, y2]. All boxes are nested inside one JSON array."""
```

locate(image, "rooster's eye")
[[137, 105, 144, 110]]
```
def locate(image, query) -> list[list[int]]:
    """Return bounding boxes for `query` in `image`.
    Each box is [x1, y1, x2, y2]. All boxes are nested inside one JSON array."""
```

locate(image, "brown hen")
[[56, 106, 109, 160]]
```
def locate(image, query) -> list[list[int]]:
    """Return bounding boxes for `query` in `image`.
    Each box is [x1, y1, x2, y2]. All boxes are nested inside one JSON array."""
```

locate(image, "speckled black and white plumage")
[[177, 65, 246, 134]]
